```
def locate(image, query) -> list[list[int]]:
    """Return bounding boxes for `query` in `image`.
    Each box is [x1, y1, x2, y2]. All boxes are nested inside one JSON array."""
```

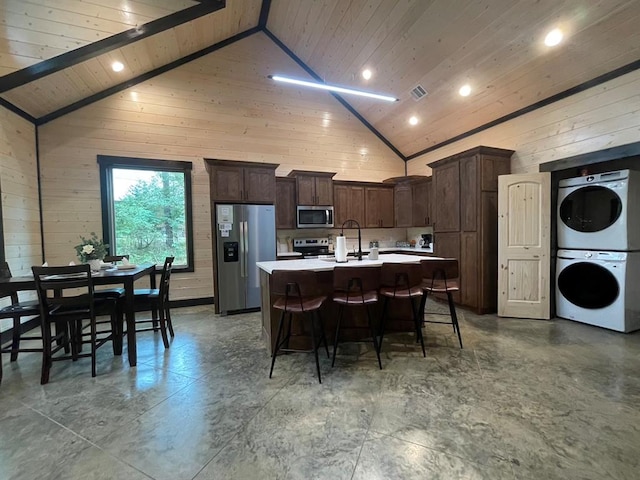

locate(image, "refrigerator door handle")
[[239, 220, 245, 278], [243, 220, 249, 277]]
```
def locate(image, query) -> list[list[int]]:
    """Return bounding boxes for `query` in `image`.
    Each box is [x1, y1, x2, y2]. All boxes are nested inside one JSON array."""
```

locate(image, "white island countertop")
[[257, 253, 443, 274]]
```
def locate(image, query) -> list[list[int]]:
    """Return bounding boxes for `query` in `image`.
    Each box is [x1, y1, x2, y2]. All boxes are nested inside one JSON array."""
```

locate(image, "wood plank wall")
[[0, 107, 40, 331], [37, 32, 405, 301], [406, 69, 640, 175], [0, 109, 40, 274]]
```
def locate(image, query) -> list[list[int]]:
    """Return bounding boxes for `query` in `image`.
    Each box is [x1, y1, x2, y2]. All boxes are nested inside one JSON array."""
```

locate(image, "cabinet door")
[[245, 167, 276, 202], [379, 187, 394, 227], [460, 156, 478, 232], [394, 184, 413, 227], [211, 165, 244, 202], [334, 184, 350, 226], [296, 176, 316, 205], [365, 187, 394, 228], [433, 161, 460, 232], [276, 178, 296, 228], [348, 185, 365, 226], [412, 180, 431, 226], [433, 232, 461, 303], [460, 232, 478, 309], [365, 187, 382, 227], [314, 176, 334, 205]]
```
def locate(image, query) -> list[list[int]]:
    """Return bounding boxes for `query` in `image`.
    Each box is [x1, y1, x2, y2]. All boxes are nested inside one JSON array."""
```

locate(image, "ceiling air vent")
[[410, 84, 428, 101]]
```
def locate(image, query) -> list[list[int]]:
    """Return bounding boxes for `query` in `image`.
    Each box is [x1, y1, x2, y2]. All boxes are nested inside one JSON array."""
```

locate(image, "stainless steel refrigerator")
[[215, 204, 276, 315]]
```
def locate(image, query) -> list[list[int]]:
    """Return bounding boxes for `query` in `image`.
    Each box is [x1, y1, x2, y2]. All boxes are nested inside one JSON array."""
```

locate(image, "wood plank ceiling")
[[1, 0, 639, 160]]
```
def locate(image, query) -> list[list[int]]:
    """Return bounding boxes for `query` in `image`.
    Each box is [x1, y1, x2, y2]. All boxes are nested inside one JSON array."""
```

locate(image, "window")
[[98, 156, 194, 272]]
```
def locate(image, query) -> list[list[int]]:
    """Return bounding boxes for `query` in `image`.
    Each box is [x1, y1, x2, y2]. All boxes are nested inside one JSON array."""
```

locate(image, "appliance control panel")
[[294, 238, 329, 247]]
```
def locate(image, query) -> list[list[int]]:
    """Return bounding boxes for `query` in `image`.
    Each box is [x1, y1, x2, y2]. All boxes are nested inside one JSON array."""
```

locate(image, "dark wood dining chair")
[[0, 262, 43, 385], [269, 270, 329, 383], [32, 264, 118, 384], [331, 266, 382, 369], [378, 262, 426, 357], [128, 257, 175, 348], [419, 259, 463, 348]]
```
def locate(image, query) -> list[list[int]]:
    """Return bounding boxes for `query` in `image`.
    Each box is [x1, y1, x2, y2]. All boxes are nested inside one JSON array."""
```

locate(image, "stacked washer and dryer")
[[556, 169, 640, 332]]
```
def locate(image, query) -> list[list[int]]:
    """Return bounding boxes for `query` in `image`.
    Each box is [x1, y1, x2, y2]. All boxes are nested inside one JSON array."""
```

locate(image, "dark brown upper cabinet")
[[365, 186, 394, 228], [206, 159, 278, 203], [393, 182, 413, 228], [412, 177, 432, 227], [275, 177, 296, 229], [333, 182, 365, 228], [288, 171, 336, 205]]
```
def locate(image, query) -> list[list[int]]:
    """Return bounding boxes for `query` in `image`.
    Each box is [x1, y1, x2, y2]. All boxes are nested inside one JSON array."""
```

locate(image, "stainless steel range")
[[293, 238, 330, 257]]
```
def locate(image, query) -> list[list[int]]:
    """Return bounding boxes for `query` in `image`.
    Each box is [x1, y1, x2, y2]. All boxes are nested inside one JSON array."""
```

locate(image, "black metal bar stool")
[[331, 266, 382, 369], [378, 262, 426, 357], [419, 259, 463, 348], [269, 270, 329, 383]]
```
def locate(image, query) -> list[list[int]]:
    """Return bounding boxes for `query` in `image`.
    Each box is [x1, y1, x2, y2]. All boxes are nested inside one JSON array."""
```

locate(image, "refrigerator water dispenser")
[[223, 242, 238, 262]]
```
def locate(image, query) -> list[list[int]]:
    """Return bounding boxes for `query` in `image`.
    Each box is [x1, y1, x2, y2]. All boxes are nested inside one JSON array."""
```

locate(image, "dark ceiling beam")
[[406, 57, 640, 161], [259, 0, 273, 28], [0, 97, 36, 124], [36, 27, 261, 126], [0, 0, 226, 94], [263, 28, 407, 162]]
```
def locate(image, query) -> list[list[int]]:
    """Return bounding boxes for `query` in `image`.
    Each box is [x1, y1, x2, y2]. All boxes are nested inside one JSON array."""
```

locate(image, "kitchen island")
[[256, 253, 443, 354]]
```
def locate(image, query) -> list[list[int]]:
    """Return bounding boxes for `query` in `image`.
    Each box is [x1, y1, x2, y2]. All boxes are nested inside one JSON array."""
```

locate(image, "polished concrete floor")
[[1, 302, 639, 480]]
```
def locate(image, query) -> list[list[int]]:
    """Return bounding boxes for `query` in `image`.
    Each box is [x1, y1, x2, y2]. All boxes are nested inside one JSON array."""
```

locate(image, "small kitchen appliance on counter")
[[420, 233, 433, 248]]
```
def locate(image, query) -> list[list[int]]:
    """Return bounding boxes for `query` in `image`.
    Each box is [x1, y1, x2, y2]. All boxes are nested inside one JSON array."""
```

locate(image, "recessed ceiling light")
[[544, 28, 563, 47], [459, 84, 471, 97], [362, 69, 372, 80], [409, 116, 419, 126], [112, 61, 124, 72]]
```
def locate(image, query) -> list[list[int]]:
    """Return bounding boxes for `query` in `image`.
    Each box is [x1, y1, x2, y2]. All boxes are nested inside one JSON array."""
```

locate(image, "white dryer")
[[556, 249, 640, 332], [557, 169, 640, 251]]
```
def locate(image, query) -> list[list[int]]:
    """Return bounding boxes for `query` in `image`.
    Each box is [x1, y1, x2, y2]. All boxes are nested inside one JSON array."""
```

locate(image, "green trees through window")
[[98, 156, 194, 271]]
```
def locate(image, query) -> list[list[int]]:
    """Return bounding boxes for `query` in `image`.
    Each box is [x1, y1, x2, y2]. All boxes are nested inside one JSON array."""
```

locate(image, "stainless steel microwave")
[[296, 206, 334, 228]]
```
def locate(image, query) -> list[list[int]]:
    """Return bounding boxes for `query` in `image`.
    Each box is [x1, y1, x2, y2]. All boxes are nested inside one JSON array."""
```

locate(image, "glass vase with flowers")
[[75, 233, 109, 272]]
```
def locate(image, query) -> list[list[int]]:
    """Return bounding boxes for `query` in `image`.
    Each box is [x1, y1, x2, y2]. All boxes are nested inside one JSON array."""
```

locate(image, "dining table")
[[0, 263, 157, 367]]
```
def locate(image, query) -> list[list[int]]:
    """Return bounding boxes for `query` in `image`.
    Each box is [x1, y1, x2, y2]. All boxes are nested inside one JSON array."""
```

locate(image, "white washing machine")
[[557, 169, 640, 251], [556, 249, 640, 332]]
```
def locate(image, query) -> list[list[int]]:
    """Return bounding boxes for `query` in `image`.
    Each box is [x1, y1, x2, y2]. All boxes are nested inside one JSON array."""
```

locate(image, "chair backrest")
[[159, 256, 175, 301], [104, 255, 130, 263], [421, 259, 459, 286], [380, 263, 422, 289], [31, 265, 95, 320], [333, 266, 380, 294], [0, 261, 12, 280], [271, 270, 324, 312], [0, 261, 17, 303]]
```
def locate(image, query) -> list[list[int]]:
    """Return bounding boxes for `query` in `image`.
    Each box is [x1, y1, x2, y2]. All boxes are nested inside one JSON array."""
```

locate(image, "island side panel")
[[260, 268, 274, 351]]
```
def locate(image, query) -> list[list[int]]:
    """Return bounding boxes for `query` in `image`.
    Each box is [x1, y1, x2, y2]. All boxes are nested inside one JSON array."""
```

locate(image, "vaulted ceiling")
[[1, 0, 639, 160]]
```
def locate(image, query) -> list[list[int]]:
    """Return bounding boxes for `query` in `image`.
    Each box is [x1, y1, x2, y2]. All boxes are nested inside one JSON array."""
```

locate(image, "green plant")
[[75, 233, 109, 262]]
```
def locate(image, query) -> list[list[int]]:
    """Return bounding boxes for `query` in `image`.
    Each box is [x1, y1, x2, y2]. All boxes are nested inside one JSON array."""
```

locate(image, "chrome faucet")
[[341, 219, 362, 261]]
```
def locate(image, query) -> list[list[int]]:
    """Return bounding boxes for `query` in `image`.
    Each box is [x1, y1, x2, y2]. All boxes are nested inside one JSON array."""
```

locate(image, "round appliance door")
[[559, 185, 622, 232], [557, 262, 619, 309]]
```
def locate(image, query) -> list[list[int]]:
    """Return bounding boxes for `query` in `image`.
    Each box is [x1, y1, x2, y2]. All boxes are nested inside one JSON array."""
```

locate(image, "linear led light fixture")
[[269, 75, 398, 102]]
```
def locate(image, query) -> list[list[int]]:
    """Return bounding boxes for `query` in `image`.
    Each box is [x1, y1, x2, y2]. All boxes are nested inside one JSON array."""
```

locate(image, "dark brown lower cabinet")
[[434, 232, 461, 304]]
